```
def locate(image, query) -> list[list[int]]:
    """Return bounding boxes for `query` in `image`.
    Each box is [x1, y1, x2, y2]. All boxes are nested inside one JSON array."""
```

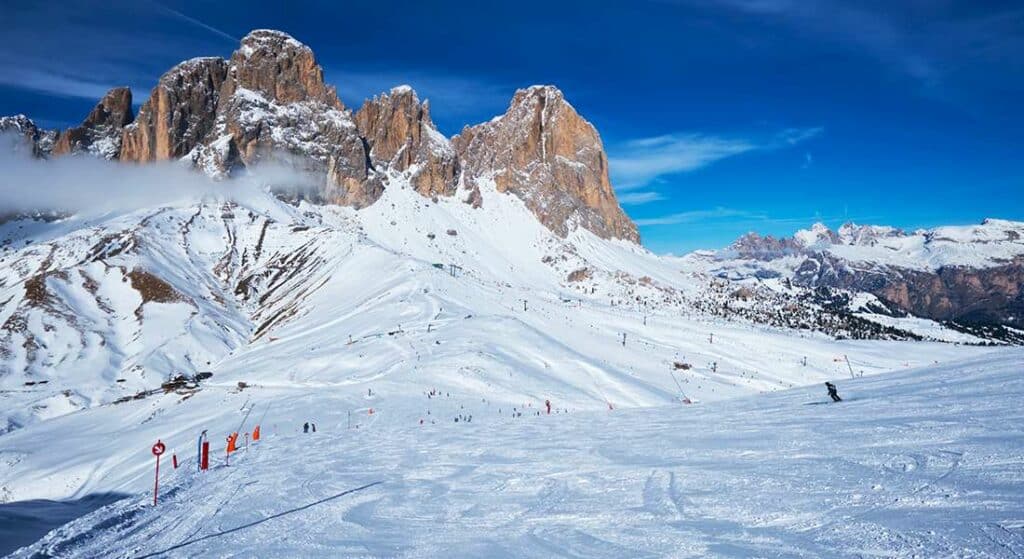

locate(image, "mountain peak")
[[355, 86, 457, 198], [51, 86, 134, 158], [239, 29, 306, 51], [227, 28, 337, 106], [454, 86, 639, 242]]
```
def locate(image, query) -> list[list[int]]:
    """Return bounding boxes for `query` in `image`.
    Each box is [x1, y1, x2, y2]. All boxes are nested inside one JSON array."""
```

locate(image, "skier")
[[303, 422, 309, 433], [312, 423, 317, 432], [825, 382, 842, 402], [545, 399, 551, 415]]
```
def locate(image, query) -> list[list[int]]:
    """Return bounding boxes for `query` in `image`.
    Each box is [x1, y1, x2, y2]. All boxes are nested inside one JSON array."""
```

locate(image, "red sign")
[[152, 441, 166, 456]]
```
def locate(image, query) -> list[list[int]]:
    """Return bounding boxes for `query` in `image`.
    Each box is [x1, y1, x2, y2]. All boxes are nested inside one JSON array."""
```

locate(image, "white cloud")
[[634, 207, 757, 226], [609, 126, 822, 193], [609, 134, 757, 190], [617, 191, 666, 206], [0, 133, 320, 216]]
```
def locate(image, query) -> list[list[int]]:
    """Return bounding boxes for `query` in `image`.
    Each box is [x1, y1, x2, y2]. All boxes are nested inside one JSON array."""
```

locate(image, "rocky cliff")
[[355, 86, 458, 198], [453, 86, 639, 242], [4, 30, 639, 241], [51, 87, 134, 159], [120, 57, 227, 163]]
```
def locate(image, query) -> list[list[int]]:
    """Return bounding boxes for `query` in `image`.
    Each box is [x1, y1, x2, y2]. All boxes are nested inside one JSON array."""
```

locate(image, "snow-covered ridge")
[[784, 219, 1024, 270]]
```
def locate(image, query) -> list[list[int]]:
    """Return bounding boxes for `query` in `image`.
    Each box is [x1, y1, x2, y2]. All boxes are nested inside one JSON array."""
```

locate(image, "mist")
[[0, 132, 324, 217]]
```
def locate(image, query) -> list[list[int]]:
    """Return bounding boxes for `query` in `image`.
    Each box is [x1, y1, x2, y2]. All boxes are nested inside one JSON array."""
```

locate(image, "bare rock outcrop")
[[52, 87, 133, 159], [220, 29, 339, 107], [453, 85, 639, 242], [205, 30, 377, 204], [121, 58, 227, 163], [355, 86, 458, 198]]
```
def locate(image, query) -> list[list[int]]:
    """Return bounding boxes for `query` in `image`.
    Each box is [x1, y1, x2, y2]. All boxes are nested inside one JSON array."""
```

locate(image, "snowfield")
[[1, 172, 1019, 556], [8, 349, 1024, 558]]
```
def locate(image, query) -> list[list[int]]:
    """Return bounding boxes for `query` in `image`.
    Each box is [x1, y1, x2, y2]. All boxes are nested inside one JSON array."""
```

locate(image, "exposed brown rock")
[[120, 57, 228, 163], [567, 267, 592, 282], [220, 29, 340, 107], [51, 87, 133, 159], [126, 269, 184, 305], [793, 252, 1024, 327], [355, 86, 458, 198], [207, 30, 374, 202], [454, 85, 639, 242]]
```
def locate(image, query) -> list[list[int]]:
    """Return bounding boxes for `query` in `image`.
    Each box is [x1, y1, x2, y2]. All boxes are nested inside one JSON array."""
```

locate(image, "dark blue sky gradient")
[[2, 0, 1021, 252]]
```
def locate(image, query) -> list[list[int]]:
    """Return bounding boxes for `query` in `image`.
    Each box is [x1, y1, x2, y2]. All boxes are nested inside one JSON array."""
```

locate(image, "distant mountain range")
[[684, 219, 1024, 339]]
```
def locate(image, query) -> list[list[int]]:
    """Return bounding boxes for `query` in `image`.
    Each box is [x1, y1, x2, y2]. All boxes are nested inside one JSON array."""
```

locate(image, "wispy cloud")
[[0, 68, 134, 101], [687, 0, 938, 85], [635, 207, 759, 226], [676, 1, 1024, 103], [617, 191, 666, 206], [610, 134, 757, 190], [0, 2, 234, 108], [609, 126, 821, 194], [147, 1, 238, 43]]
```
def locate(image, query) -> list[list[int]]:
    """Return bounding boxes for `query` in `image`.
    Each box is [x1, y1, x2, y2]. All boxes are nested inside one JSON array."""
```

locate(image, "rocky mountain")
[[2, 28, 1020, 437], [453, 86, 639, 242], [51, 87, 134, 159], [2, 29, 635, 242], [120, 57, 228, 163], [0, 115, 57, 158], [690, 219, 1024, 339], [355, 86, 459, 199]]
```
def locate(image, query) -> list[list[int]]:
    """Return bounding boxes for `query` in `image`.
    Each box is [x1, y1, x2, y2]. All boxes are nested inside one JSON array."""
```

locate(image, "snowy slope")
[[9, 349, 1024, 558], [0, 174, 1002, 506]]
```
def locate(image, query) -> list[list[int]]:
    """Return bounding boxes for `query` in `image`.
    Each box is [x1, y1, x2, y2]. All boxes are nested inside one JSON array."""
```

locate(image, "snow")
[[8, 350, 1024, 557], [788, 220, 1024, 271], [1, 173, 1019, 555]]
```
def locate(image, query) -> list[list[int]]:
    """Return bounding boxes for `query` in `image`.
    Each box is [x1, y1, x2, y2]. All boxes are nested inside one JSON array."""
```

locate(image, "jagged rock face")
[[729, 232, 803, 261], [221, 29, 339, 107], [719, 221, 1024, 329], [6, 30, 643, 227], [52, 87, 133, 159], [197, 30, 375, 204], [454, 86, 639, 242], [355, 86, 458, 198], [792, 252, 1024, 327], [121, 58, 227, 163], [0, 115, 56, 157]]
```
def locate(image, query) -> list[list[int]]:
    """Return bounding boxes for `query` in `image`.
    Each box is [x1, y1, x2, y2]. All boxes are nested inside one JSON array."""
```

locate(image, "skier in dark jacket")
[[303, 422, 310, 433], [825, 382, 842, 402]]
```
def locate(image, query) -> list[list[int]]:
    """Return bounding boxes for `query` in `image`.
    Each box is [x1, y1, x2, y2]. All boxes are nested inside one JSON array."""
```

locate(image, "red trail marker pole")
[[151, 440, 166, 506]]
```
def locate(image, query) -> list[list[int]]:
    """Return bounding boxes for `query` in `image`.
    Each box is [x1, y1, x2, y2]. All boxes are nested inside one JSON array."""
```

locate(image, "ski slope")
[[9, 350, 1024, 558], [0, 172, 1014, 555], [0, 176, 1002, 503]]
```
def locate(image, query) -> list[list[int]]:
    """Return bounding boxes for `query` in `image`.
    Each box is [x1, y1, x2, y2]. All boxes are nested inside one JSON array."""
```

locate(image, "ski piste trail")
[[9, 350, 1024, 558], [1, 179, 1020, 556]]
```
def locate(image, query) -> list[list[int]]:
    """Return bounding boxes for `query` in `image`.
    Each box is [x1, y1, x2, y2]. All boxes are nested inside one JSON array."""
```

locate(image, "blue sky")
[[2, 0, 1022, 253]]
